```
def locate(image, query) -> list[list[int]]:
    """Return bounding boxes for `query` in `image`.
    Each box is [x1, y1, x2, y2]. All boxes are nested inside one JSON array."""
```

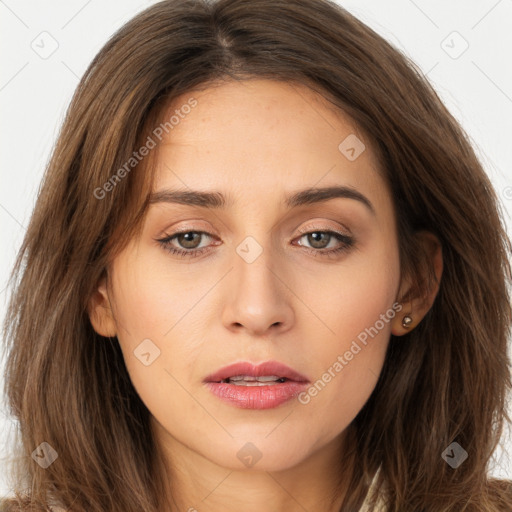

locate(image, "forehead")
[[151, 79, 390, 217]]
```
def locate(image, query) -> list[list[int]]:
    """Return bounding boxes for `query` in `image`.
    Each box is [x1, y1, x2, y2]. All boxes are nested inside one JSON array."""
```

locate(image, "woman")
[[2, 0, 511, 510]]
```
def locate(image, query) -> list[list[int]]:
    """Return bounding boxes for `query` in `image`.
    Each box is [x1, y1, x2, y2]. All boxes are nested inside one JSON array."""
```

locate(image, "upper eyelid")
[[296, 222, 351, 235], [160, 225, 349, 240]]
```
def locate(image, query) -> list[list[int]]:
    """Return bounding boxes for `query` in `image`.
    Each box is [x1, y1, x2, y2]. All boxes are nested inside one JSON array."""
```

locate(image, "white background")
[[1, 0, 511, 496]]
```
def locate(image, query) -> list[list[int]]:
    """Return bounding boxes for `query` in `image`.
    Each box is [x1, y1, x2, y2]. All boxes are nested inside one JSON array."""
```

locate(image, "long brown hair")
[[2, 0, 512, 510]]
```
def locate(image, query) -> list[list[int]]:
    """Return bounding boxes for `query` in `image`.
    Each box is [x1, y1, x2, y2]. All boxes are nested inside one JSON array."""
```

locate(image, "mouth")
[[203, 361, 310, 409], [203, 360, 310, 384]]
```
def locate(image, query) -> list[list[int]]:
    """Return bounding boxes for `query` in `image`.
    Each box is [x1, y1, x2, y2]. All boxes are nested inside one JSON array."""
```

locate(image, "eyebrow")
[[148, 185, 375, 215]]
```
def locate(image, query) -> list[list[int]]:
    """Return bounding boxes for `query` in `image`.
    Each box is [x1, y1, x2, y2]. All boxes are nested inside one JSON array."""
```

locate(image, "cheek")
[[108, 251, 207, 395], [334, 266, 397, 340], [297, 237, 399, 431], [109, 245, 193, 341], [317, 230, 400, 347]]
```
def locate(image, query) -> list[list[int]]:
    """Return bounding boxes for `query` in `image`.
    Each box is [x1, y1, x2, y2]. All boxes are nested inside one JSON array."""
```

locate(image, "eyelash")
[[156, 226, 355, 260]]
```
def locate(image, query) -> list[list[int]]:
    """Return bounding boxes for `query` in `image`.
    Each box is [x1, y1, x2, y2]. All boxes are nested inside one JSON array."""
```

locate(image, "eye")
[[294, 226, 355, 257], [157, 230, 216, 259], [156, 227, 355, 259]]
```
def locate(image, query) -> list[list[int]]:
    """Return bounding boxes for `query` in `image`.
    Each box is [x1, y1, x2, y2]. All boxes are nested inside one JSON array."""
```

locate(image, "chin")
[[201, 434, 314, 472]]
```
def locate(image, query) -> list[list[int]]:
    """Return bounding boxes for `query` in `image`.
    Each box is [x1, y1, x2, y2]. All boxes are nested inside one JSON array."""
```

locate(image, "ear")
[[391, 231, 443, 336], [87, 273, 117, 338]]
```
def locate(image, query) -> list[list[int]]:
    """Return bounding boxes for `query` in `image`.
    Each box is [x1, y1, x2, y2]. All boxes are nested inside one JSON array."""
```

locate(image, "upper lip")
[[203, 361, 310, 383]]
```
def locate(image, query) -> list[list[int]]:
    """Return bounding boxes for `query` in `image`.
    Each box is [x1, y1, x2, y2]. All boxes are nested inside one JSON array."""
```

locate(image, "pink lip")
[[203, 361, 310, 410]]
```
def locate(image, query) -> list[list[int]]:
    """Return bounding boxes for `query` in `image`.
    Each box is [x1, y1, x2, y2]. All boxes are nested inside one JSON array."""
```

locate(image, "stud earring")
[[402, 315, 413, 328]]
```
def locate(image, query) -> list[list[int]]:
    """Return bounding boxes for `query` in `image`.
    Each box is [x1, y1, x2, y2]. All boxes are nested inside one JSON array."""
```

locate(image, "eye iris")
[[307, 232, 330, 249], [178, 232, 201, 249]]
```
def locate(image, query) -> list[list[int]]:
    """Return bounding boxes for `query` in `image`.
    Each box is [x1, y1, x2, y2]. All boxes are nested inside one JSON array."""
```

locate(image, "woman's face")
[[93, 79, 403, 472]]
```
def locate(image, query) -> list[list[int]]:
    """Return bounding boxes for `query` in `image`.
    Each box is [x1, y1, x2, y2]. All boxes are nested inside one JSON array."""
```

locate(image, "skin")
[[88, 79, 443, 512]]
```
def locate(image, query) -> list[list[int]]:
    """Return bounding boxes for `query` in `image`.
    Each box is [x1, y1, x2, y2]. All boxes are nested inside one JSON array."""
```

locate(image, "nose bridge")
[[234, 233, 281, 303], [230, 201, 280, 280]]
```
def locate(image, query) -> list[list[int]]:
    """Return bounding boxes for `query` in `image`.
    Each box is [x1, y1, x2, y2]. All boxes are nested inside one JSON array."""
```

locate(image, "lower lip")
[[204, 381, 309, 409]]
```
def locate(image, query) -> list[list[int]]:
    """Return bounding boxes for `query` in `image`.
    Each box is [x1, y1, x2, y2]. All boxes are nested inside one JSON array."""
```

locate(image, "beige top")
[[359, 467, 386, 511]]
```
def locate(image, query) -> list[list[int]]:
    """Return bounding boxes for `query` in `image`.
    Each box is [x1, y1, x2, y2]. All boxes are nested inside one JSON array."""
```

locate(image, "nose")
[[220, 240, 295, 337]]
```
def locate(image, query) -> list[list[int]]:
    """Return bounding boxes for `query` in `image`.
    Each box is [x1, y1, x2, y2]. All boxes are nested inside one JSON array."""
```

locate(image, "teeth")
[[230, 375, 281, 382], [229, 381, 278, 386], [221, 375, 287, 385]]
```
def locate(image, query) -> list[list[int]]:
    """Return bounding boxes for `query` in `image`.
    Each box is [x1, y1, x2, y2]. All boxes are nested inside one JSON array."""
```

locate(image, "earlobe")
[[87, 275, 117, 338], [391, 231, 443, 337], [391, 304, 416, 336]]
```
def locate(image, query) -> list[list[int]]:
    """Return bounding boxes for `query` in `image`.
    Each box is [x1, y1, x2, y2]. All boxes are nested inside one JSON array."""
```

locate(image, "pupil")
[[309, 232, 329, 249], [180, 232, 200, 248]]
